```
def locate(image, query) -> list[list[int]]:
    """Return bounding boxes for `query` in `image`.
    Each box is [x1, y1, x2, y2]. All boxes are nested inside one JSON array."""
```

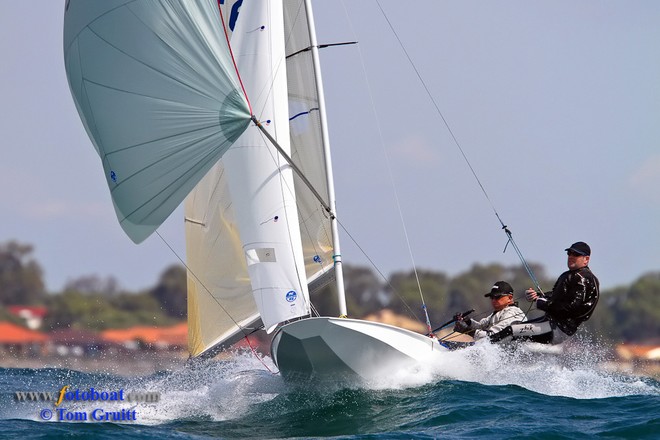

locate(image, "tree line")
[[0, 241, 657, 343], [0, 241, 186, 331]]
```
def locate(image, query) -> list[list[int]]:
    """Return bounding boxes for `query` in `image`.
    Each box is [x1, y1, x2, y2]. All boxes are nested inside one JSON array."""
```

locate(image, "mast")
[[303, 0, 347, 317]]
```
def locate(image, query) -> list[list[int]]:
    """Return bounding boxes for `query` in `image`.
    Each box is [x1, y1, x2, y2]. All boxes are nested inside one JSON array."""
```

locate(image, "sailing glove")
[[535, 297, 549, 311], [454, 319, 472, 333]]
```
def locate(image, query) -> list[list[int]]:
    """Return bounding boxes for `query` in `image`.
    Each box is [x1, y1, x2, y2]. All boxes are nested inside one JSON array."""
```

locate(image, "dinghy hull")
[[270, 317, 447, 381]]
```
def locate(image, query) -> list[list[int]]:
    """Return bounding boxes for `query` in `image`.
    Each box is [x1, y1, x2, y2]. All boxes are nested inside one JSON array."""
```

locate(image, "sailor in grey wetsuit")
[[454, 281, 527, 340], [490, 241, 600, 344]]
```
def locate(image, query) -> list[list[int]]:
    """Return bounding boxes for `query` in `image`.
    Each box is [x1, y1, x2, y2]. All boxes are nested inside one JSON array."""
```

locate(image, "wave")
[[1, 341, 658, 432]]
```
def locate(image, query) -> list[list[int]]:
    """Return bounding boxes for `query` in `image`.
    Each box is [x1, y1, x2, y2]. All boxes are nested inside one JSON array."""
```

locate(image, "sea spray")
[[419, 336, 657, 399], [119, 349, 284, 424]]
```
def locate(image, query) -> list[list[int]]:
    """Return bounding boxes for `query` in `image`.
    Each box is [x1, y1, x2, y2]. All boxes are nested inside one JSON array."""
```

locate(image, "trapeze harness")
[[490, 266, 600, 345]]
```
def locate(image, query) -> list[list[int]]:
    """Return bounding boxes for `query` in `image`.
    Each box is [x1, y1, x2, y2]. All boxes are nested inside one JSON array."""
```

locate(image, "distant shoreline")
[[0, 352, 188, 377], [2, 354, 657, 380]]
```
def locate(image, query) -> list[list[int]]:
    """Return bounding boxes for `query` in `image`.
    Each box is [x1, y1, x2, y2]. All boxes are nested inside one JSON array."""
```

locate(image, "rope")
[[243, 335, 278, 375], [501, 223, 544, 295], [339, 0, 434, 333], [374, 0, 542, 294], [335, 218, 422, 323]]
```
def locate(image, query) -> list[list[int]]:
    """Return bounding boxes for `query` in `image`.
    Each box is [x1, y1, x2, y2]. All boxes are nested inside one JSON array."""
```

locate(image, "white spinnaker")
[[63, 0, 250, 244]]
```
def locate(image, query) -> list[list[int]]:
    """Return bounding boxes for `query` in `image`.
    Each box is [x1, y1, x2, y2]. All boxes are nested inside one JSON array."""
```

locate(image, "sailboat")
[[63, 0, 448, 381]]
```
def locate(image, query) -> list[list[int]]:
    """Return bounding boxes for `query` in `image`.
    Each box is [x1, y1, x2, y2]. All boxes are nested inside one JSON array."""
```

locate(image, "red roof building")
[[0, 321, 48, 344], [0, 321, 49, 356], [7, 305, 47, 330], [101, 323, 187, 350]]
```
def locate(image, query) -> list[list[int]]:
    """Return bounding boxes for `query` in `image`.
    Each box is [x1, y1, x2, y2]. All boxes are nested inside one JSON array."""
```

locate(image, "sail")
[[63, 0, 251, 243], [217, 0, 243, 39], [185, 162, 261, 357], [283, 0, 336, 287], [186, 1, 332, 355], [186, 0, 338, 356]]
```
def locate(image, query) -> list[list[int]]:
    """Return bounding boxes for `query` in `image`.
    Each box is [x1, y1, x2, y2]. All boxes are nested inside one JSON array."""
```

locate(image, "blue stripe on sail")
[[290, 107, 319, 121]]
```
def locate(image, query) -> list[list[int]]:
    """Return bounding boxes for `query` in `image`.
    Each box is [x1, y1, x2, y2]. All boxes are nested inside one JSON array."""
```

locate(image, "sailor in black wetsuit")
[[490, 241, 600, 345]]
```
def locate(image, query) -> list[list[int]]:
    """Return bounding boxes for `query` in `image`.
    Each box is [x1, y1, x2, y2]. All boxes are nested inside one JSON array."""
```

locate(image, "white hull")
[[270, 317, 448, 381]]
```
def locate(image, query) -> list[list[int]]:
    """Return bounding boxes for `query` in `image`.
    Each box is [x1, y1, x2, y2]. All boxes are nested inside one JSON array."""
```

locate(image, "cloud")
[[22, 200, 109, 221], [390, 135, 442, 167], [0, 164, 110, 222], [629, 155, 660, 202]]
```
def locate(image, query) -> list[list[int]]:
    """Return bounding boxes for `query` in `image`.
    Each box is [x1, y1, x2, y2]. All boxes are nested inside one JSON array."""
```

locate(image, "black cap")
[[565, 241, 591, 256], [485, 281, 514, 298]]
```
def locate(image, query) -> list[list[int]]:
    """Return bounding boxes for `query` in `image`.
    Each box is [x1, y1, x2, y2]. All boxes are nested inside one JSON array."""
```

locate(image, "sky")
[[1, 1, 659, 294]]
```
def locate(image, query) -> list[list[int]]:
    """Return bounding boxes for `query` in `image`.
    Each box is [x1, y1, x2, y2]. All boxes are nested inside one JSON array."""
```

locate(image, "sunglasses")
[[567, 251, 584, 257]]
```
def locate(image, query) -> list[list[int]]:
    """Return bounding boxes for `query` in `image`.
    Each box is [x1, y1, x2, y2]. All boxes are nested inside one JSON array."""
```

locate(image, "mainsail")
[[186, 0, 337, 356], [63, 0, 251, 243]]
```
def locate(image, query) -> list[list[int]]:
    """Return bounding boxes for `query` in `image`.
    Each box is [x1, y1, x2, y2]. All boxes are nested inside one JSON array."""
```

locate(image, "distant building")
[[363, 309, 427, 333], [0, 321, 48, 356], [101, 323, 187, 351], [48, 328, 107, 357], [613, 343, 660, 378], [7, 305, 47, 330], [616, 344, 660, 362]]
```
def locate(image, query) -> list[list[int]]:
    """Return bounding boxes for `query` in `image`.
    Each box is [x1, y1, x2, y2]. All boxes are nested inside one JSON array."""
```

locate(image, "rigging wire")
[[157, 4, 282, 368], [336, 218, 423, 322], [157, 226, 286, 372], [374, 0, 543, 295], [338, 0, 434, 334], [154, 231, 254, 342], [243, 335, 278, 375]]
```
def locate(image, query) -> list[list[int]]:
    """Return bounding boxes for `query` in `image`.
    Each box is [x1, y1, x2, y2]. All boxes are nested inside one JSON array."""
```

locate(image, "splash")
[[0, 351, 286, 425], [123, 350, 286, 424], [125, 340, 657, 406], [421, 336, 659, 399]]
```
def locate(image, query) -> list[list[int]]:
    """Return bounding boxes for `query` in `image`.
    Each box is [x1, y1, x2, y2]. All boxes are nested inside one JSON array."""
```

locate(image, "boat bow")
[[271, 317, 447, 380]]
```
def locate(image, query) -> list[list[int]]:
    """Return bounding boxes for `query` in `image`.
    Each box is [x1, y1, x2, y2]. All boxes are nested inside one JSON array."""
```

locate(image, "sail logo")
[[219, 0, 243, 31], [285, 290, 297, 302]]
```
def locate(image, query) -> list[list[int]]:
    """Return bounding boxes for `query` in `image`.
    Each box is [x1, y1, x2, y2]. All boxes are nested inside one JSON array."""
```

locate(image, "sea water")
[[0, 340, 658, 439]]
